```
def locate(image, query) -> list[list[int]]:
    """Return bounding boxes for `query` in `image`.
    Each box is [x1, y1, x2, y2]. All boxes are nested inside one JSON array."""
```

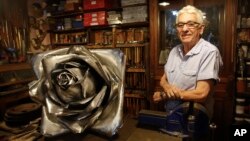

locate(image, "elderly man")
[[153, 5, 223, 141]]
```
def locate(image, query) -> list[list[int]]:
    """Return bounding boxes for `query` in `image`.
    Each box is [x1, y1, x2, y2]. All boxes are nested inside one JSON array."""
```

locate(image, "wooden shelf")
[[237, 27, 250, 30], [48, 11, 84, 18], [126, 68, 145, 73], [53, 42, 88, 46], [116, 43, 147, 48], [48, 22, 149, 32], [238, 41, 250, 46], [83, 7, 122, 13], [0, 86, 28, 96], [84, 22, 149, 30], [122, 3, 147, 8], [116, 22, 149, 28], [85, 42, 148, 48], [236, 92, 250, 98], [0, 77, 35, 87], [233, 120, 250, 125], [125, 93, 145, 98], [86, 44, 114, 49], [48, 27, 86, 33], [235, 113, 250, 118], [0, 63, 32, 73]]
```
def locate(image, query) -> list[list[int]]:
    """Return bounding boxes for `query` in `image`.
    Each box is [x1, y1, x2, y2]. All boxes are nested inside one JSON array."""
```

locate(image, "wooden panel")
[[0, 63, 32, 72], [124, 93, 147, 118]]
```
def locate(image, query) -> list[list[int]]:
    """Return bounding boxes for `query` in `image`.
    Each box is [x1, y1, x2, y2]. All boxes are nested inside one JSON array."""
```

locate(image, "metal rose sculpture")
[[28, 46, 126, 137]]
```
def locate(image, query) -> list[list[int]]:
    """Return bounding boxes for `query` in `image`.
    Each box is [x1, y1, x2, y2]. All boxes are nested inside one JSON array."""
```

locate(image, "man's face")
[[176, 13, 204, 46]]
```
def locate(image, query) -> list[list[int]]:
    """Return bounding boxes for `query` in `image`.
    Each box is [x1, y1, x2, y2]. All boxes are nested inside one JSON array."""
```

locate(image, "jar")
[[241, 45, 248, 57], [235, 99, 245, 114], [245, 118, 250, 123], [247, 17, 250, 28], [237, 77, 247, 92], [246, 62, 250, 76], [241, 18, 247, 28], [236, 104, 245, 114], [234, 117, 244, 124]]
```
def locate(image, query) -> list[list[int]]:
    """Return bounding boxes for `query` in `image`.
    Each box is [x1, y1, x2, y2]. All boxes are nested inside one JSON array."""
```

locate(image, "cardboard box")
[[83, 0, 111, 10], [84, 11, 107, 26]]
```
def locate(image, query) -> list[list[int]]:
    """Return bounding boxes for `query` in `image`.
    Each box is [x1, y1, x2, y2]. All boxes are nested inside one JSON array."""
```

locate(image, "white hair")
[[176, 5, 205, 24]]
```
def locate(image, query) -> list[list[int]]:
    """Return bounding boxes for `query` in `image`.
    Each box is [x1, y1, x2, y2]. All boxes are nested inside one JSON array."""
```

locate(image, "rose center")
[[57, 72, 75, 87]]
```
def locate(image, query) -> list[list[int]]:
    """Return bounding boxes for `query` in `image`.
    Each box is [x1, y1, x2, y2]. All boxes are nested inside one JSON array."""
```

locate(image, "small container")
[[246, 62, 250, 76], [241, 18, 247, 28], [237, 15, 241, 28], [237, 77, 247, 92], [247, 18, 250, 28], [236, 98, 246, 103], [236, 98, 245, 114], [245, 118, 250, 123], [236, 104, 245, 114], [241, 45, 248, 57], [235, 117, 244, 124], [244, 104, 250, 114]]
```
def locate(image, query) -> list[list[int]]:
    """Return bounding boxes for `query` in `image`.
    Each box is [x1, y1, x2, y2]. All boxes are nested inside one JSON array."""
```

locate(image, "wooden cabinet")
[[234, 0, 250, 126], [45, 1, 87, 48], [47, 11, 88, 48]]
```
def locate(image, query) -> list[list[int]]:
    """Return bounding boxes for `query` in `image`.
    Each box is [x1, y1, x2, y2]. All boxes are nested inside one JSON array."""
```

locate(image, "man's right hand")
[[153, 91, 165, 103]]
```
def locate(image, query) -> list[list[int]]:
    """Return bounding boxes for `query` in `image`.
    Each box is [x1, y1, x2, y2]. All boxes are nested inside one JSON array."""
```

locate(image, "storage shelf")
[[235, 113, 250, 118], [0, 77, 35, 87], [48, 28, 86, 33], [48, 22, 149, 34], [116, 43, 147, 48], [48, 11, 84, 18], [122, 3, 147, 8], [126, 68, 145, 72], [84, 22, 149, 30], [53, 42, 88, 46], [124, 93, 145, 98], [85, 42, 147, 49], [233, 120, 250, 125], [86, 44, 114, 49], [238, 41, 250, 46], [83, 7, 122, 13], [116, 22, 149, 28], [0, 63, 32, 72], [237, 27, 250, 30], [0, 86, 28, 96], [236, 92, 250, 98]]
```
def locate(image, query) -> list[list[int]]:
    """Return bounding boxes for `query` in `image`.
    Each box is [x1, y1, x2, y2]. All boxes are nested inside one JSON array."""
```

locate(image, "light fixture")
[[158, 0, 170, 6]]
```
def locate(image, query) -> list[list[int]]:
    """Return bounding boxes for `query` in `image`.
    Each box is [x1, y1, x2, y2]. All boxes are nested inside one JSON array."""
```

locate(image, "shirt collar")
[[177, 38, 204, 56]]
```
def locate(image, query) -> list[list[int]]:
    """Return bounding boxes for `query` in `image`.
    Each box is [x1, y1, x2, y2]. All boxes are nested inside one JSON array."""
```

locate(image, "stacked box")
[[64, 18, 72, 30], [121, 0, 146, 6], [64, 0, 82, 11], [72, 15, 83, 28], [122, 5, 148, 23], [107, 11, 122, 25], [83, 0, 111, 10], [84, 11, 108, 26]]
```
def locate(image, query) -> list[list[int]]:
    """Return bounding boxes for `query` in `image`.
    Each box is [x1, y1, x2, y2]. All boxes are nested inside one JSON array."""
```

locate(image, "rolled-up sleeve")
[[197, 50, 222, 82]]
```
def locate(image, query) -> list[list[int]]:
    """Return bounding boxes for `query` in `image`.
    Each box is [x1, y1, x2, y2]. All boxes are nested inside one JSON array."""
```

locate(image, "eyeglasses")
[[175, 21, 201, 29]]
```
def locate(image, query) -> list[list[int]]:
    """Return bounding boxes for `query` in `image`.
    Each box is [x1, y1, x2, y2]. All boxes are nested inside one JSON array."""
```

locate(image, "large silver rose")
[[28, 46, 126, 137]]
